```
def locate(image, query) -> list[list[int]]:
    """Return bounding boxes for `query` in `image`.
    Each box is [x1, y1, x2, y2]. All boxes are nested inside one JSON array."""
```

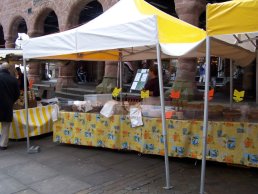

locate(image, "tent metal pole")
[[23, 59, 40, 154], [23, 58, 30, 152], [119, 51, 123, 101], [230, 60, 233, 108], [156, 43, 172, 190], [116, 61, 119, 87], [256, 36, 258, 105], [200, 36, 210, 194]]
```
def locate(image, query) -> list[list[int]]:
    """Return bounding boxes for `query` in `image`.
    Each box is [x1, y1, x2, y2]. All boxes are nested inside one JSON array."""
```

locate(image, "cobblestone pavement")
[[0, 134, 257, 194]]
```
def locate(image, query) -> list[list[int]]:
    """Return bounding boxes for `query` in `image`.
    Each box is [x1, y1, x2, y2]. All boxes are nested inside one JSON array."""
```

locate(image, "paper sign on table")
[[112, 87, 121, 97], [170, 90, 180, 99], [129, 107, 143, 128], [208, 89, 214, 101], [233, 89, 245, 102], [203, 89, 214, 101], [141, 90, 149, 99], [165, 111, 174, 119]]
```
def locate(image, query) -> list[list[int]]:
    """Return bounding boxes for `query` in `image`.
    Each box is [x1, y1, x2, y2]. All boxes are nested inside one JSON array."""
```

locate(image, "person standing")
[[77, 65, 87, 83], [0, 63, 20, 149], [144, 64, 160, 97], [16, 66, 29, 90], [199, 63, 206, 83]]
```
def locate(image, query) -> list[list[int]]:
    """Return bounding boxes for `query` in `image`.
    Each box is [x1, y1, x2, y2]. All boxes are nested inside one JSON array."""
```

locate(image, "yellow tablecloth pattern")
[[0, 105, 54, 139], [53, 112, 258, 167]]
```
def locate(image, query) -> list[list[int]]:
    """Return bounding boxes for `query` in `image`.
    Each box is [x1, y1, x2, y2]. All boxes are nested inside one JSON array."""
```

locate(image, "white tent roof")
[[22, 0, 254, 66], [22, 0, 206, 61], [0, 49, 23, 58]]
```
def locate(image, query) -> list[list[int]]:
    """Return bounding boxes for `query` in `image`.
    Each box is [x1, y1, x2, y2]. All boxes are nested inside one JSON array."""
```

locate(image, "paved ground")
[[0, 134, 257, 194]]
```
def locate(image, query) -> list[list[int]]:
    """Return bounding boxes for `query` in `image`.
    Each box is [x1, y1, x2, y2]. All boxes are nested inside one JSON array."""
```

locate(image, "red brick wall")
[[0, 0, 119, 46]]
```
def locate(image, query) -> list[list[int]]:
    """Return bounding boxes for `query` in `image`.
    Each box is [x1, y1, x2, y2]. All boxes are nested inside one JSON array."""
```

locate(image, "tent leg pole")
[[119, 52, 123, 101], [230, 60, 233, 108], [200, 36, 210, 194], [23, 59, 30, 152], [116, 62, 119, 88], [156, 43, 172, 190], [23, 59, 40, 154], [255, 39, 258, 105]]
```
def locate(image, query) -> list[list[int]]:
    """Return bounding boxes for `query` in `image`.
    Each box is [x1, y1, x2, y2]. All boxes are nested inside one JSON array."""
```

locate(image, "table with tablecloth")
[[0, 105, 55, 139], [53, 111, 258, 167]]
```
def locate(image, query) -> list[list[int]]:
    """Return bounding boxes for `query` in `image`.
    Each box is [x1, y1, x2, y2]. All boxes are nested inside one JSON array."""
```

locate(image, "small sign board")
[[130, 69, 149, 92]]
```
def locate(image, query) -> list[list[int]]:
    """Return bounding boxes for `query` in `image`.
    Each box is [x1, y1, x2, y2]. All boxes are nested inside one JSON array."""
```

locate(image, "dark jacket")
[[17, 72, 29, 90], [0, 69, 20, 122], [144, 77, 160, 97]]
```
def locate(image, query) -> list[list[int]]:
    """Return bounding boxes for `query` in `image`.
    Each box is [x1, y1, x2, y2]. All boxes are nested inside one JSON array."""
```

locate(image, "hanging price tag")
[[233, 89, 245, 102], [141, 90, 149, 99], [165, 111, 174, 119], [208, 89, 214, 101], [112, 87, 121, 97], [170, 90, 180, 99]]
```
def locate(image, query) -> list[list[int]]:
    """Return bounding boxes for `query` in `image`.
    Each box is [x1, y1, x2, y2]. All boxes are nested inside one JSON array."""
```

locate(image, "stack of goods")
[[28, 90, 37, 108], [84, 94, 112, 113], [248, 109, 258, 122], [183, 103, 223, 121], [13, 90, 37, 110], [71, 101, 93, 112], [222, 107, 241, 121]]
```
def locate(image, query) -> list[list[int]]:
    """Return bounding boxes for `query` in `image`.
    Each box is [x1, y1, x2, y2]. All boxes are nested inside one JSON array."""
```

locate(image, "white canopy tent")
[[200, 0, 258, 193], [22, 0, 256, 190]]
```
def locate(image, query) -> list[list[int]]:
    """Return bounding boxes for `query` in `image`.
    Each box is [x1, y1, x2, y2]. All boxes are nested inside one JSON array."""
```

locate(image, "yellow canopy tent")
[[200, 1, 258, 193], [207, 0, 258, 36]]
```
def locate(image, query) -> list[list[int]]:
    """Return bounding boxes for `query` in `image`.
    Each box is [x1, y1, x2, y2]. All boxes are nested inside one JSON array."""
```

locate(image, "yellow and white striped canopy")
[[207, 0, 258, 36], [22, 0, 206, 61], [207, 0, 258, 62], [22, 0, 254, 66]]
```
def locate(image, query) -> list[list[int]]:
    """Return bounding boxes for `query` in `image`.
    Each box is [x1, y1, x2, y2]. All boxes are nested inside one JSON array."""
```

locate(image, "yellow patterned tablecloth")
[[0, 105, 54, 139], [53, 112, 258, 167]]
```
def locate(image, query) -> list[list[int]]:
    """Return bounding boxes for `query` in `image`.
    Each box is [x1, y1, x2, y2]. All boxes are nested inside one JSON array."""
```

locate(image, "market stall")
[[22, 0, 208, 188], [0, 49, 58, 140], [201, 0, 258, 193], [0, 105, 55, 139], [22, 0, 256, 189]]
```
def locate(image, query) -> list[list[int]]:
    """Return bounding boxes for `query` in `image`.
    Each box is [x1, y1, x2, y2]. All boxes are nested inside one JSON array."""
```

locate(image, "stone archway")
[[5, 16, 27, 48], [31, 7, 59, 37], [0, 25, 4, 48], [66, 0, 103, 30], [28, 8, 60, 85], [77, 0, 104, 84], [44, 11, 59, 35], [60, 0, 105, 90]]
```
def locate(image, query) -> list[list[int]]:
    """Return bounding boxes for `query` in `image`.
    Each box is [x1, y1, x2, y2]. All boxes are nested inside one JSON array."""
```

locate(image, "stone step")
[[61, 87, 96, 95], [55, 91, 84, 101]]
